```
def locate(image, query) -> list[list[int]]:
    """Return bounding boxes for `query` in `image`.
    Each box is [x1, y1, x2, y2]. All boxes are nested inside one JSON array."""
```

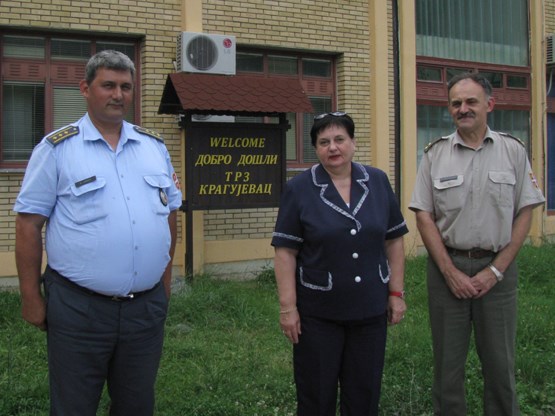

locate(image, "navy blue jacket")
[[272, 163, 408, 320]]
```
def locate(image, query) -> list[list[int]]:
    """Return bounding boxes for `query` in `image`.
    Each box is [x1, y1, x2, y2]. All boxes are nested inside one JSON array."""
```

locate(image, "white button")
[[355, 276, 361, 283], [350, 229, 357, 235], [352, 252, 359, 259]]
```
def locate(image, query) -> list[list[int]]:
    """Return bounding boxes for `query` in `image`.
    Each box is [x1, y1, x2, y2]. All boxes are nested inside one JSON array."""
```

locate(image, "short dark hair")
[[84, 50, 135, 84], [447, 72, 493, 97], [310, 112, 355, 146]]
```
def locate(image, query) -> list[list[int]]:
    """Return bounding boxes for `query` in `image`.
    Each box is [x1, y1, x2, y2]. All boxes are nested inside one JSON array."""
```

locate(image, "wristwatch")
[[488, 263, 504, 282], [389, 290, 405, 299]]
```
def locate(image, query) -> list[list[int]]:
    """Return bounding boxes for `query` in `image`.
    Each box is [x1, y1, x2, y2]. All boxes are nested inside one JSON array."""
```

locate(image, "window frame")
[[236, 48, 336, 168], [0, 30, 141, 169]]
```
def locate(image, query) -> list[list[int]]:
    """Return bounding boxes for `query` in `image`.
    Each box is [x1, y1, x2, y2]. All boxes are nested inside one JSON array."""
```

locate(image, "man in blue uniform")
[[14, 50, 182, 416]]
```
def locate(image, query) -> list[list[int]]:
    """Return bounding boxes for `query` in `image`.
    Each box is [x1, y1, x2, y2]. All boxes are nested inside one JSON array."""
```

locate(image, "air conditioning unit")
[[177, 32, 236, 75], [192, 114, 235, 123], [547, 34, 555, 65]]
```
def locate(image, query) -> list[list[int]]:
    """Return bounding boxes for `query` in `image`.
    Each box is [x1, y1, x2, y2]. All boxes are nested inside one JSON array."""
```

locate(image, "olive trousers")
[[427, 254, 520, 416]]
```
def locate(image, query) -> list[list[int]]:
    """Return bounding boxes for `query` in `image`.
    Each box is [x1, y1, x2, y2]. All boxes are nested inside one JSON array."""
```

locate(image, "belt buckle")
[[110, 293, 134, 301]]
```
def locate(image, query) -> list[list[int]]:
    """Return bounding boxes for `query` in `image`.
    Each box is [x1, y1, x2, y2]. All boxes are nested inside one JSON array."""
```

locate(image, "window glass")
[[97, 42, 136, 62], [416, 105, 530, 165], [480, 71, 503, 88], [303, 97, 332, 164], [417, 65, 442, 82], [236, 50, 335, 166], [446, 67, 467, 81], [51, 39, 91, 60], [1, 34, 138, 166], [283, 113, 297, 160], [548, 113, 555, 210], [268, 55, 297, 75], [489, 109, 530, 148], [302, 58, 331, 77], [507, 75, 527, 88], [237, 52, 264, 72], [416, 105, 453, 165], [416, 0, 528, 66], [3, 35, 45, 59], [2, 82, 45, 161], [53, 87, 87, 129]]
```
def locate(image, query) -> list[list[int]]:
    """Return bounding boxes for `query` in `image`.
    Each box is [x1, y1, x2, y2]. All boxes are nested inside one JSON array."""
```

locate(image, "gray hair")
[[447, 72, 493, 98], [84, 50, 135, 84]]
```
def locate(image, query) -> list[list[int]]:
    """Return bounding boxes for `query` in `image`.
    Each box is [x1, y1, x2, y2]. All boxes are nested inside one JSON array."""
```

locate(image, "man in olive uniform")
[[409, 72, 544, 415]]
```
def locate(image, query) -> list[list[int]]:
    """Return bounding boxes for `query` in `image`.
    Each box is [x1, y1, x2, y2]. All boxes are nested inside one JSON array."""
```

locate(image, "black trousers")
[[293, 313, 387, 416], [44, 268, 168, 416]]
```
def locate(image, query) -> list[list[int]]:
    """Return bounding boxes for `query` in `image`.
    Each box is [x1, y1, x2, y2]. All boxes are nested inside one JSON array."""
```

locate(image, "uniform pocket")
[[433, 174, 464, 212], [299, 267, 333, 291], [69, 177, 108, 224], [144, 174, 172, 215], [488, 171, 515, 207]]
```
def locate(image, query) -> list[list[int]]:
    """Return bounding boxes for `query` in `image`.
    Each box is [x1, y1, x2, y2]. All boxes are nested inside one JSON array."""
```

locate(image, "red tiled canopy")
[[158, 73, 314, 116]]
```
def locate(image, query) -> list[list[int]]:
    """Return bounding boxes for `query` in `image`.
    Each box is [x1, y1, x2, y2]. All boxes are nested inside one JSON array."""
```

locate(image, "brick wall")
[[0, 0, 184, 251], [0, 0, 397, 250], [200, 0, 394, 240]]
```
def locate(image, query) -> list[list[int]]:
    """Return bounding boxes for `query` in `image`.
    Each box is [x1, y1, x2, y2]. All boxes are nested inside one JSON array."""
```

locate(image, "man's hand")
[[443, 266, 479, 299], [21, 294, 47, 331], [470, 268, 498, 299]]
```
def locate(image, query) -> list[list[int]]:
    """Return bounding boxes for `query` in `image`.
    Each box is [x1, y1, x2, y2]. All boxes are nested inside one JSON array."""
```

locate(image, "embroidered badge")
[[159, 188, 168, 206]]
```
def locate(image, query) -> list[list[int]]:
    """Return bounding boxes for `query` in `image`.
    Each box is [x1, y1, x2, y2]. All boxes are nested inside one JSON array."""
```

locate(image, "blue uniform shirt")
[[14, 114, 182, 296], [272, 163, 408, 320]]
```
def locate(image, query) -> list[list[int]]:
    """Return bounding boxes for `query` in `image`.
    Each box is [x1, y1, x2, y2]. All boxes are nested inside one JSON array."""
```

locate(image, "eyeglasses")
[[313, 111, 347, 120]]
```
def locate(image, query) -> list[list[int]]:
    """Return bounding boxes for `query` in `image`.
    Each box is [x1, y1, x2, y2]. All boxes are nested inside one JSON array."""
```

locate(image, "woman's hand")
[[280, 307, 301, 344], [387, 296, 406, 325]]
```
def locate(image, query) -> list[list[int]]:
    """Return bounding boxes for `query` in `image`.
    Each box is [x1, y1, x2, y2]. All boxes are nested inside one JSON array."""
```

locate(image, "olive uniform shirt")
[[409, 127, 544, 252]]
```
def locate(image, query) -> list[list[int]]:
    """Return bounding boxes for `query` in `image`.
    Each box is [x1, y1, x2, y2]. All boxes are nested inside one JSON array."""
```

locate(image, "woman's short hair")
[[310, 112, 355, 146]]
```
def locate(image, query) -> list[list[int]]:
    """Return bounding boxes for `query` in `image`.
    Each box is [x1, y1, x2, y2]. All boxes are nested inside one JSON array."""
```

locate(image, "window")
[[415, 0, 531, 166], [416, 0, 529, 66], [417, 105, 530, 166], [236, 51, 335, 167], [546, 73, 555, 211], [0, 32, 139, 167]]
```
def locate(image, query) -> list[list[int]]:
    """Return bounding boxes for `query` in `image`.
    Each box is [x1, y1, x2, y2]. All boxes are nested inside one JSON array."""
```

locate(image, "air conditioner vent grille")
[[186, 35, 218, 71]]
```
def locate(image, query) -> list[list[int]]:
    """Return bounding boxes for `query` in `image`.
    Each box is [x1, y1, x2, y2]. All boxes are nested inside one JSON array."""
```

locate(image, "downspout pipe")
[[392, 0, 401, 197]]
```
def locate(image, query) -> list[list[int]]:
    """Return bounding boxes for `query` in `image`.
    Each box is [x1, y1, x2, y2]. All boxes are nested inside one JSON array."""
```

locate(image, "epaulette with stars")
[[423, 136, 447, 153], [134, 126, 164, 142], [46, 126, 79, 146], [499, 132, 526, 147]]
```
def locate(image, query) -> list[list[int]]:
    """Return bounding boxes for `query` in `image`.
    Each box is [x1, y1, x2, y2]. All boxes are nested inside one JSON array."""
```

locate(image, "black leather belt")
[[446, 247, 496, 259], [46, 266, 160, 301]]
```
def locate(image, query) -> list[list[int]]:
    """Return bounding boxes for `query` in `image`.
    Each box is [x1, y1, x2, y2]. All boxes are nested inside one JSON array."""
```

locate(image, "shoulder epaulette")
[[424, 137, 447, 153], [499, 132, 526, 147], [134, 126, 164, 142], [46, 126, 79, 146]]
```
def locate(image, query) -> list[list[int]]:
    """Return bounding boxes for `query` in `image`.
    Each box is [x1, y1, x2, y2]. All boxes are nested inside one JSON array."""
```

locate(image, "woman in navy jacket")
[[271, 112, 408, 416]]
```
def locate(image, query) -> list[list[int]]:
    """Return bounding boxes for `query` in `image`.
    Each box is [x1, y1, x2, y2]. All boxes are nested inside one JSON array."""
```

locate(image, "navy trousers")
[[44, 268, 168, 416], [293, 313, 387, 416]]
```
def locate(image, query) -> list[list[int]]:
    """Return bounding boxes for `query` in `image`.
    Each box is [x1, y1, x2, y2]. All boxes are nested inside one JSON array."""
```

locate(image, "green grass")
[[1, 245, 555, 415]]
